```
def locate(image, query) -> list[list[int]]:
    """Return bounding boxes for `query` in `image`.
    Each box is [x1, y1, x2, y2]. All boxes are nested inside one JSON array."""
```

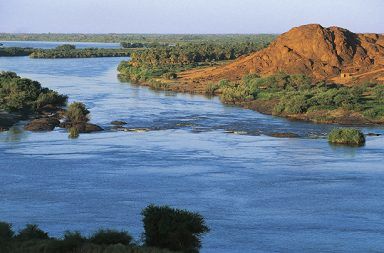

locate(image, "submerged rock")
[[269, 132, 299, 138], [24, 118, 60, 132], [111, 120, 127, 125], [73, 123, 104, 133], [113, 127, 150, 132], [366, 133, 382, 136], [59, 122, 104, 133]]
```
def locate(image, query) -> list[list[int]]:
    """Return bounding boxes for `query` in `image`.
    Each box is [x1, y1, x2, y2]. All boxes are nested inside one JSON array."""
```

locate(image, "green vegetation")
[[118, 37, 272, 84], [0, 71, 67, 114], [55, 44, 76, 50], [0, 205, 209, 253], [328, 128, 365, 146], [0, 47, 34, 56], [142, 205, 209, 253], [68, 127, 80, 139], [30, 44, 134, 58], [66, 102, 90, 123], [215, 73, 384, 123], [0, 33, 276, 44]]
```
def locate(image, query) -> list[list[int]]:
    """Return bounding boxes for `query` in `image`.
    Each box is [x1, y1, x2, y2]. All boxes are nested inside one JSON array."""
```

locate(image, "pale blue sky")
[[0, 0, 383, 34]]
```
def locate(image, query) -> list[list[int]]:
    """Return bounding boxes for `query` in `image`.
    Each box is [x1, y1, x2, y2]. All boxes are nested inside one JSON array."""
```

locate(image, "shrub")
[[44, 232, 86, 253], [89, 229, 133, 246], [66, 102, 90, 123], [162, 72, 177, 80], [35, 90, 68, 109], [68, 127, 80, 139], [363, 107, 384, 120], [328, 128, 365, 146], [204, 83, 219, 95], [16, 224, 49, 241], [0, 222, 14, 241], [142, 205, 209, 253]]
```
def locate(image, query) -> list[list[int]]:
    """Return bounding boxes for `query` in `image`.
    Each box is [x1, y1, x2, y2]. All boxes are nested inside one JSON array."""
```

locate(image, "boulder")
[[24, 118, 60, 132], [71, 122, 104, 133]]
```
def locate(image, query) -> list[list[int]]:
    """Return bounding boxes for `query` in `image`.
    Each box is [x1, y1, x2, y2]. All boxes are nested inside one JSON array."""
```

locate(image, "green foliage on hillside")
[[0, 71, 67, 113], [217, 73, 384, 122]]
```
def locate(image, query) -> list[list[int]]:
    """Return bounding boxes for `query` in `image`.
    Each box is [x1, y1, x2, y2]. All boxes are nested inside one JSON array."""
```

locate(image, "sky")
[[0, 0, 383, 34]]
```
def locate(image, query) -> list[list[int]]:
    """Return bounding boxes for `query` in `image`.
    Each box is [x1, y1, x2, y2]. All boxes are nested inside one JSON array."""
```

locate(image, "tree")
[[0, 222, 14, 241], [142, 205, 209, 253], [55, 44, 76, 51], [16, 224, 49, 241]]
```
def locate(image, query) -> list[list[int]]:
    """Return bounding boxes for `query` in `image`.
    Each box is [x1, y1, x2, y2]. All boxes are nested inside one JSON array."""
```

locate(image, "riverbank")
[[117, 72, 384, 126]]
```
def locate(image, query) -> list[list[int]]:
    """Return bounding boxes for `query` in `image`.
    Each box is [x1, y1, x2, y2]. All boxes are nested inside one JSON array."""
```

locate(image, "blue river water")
[[0, 42, 384, 252]]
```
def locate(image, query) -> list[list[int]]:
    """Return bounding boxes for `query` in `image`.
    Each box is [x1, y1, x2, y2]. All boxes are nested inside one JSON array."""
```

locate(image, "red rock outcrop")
[[179, 24, 384, 84]]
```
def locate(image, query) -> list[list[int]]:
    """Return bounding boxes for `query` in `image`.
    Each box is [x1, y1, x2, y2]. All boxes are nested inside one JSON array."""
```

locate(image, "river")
[[0, 42, 383, 253]]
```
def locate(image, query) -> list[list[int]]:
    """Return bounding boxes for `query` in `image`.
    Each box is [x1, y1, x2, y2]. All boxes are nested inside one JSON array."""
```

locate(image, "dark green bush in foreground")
[[0, 205, 209, 253], [142, 205, 209, 253], [328, 128, 365, 146]]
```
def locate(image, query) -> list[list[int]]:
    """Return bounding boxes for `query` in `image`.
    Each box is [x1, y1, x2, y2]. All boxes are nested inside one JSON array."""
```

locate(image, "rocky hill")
[[179, 24, 384, 85]]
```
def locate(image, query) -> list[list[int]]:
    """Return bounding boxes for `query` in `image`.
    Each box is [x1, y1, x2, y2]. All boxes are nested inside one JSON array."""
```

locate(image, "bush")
[[16, 224, 49, 241], [89, 229, 133, 246], [45, 232, 86, 253], [204, 83, 219, 95], [35, 91, 67, 109], [162, 72, 177, 80], [328, 128, 365, 146], [66, 102, 90, 123], [142, 205, 209, 253], [0, 222, 14, 241]]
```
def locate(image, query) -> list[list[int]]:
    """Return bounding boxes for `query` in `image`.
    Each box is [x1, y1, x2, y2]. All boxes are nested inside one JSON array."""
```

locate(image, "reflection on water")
[[0, 42, 384, 253], [0, 126, 28, 142]]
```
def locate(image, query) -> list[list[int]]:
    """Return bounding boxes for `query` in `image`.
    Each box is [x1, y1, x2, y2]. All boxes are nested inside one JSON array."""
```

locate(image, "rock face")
[[24, 118, 60, 132], [180, 24, 384, 84]]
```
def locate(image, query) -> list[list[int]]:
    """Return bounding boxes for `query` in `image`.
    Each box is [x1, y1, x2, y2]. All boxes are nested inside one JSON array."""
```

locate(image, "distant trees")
[[118, 41, 270, 83], [30, 48, 134, 58], [0, 47, 34, 56], [55, 44, 76, 50]]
